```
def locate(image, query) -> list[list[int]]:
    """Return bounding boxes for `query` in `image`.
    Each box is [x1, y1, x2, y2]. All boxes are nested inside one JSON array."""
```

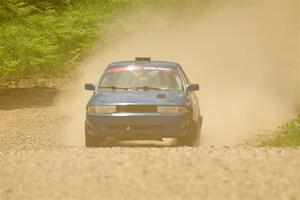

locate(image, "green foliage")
[[265, 116, 300, 147], [0, 0, 130, 81]]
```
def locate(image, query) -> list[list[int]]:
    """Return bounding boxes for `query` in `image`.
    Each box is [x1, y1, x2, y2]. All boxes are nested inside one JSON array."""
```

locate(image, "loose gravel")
[[0, 89, 299, 200]]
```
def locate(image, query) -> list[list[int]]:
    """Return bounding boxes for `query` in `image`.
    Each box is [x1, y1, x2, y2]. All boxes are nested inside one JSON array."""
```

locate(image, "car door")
[[178, 65, 200, 122]]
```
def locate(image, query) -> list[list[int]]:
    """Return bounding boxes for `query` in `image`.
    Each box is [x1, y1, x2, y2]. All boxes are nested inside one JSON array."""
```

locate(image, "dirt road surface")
[[0, 88, 299, 200]]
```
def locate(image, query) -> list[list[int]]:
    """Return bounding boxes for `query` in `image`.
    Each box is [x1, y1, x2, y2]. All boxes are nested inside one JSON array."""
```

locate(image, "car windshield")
[[98, 65, 184, 91]]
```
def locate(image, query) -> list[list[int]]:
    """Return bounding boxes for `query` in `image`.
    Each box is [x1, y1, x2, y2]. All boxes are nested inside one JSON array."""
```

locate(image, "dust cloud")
[[57, 1, 300, 146]]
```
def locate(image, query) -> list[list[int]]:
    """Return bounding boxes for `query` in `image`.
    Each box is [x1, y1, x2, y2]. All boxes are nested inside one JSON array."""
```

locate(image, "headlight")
[[157, 106, 188, 114], [87, 106, 116, 114]]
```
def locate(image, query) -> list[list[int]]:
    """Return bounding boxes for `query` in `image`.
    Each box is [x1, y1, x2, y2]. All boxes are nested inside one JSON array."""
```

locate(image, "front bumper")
[[85, 112, 192, 139]]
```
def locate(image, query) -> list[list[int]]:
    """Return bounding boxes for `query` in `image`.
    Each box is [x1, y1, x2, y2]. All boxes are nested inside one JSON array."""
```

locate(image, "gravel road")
[[0, 88, 300, 200]]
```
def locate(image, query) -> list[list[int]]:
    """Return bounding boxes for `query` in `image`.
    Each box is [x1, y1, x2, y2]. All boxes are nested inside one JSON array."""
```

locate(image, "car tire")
[[178, 117, 202, 147], [85, 128, 100, 147]]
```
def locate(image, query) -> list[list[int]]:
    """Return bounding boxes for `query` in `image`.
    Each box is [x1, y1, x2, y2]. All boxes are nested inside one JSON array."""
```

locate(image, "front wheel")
[[178, 118, 202, 147], [85, 128, 105, 147]]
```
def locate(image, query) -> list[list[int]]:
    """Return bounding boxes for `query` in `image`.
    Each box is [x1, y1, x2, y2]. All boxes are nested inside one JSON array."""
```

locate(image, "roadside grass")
[[0, 0, 177, 85], [263, 116, 300, 147]]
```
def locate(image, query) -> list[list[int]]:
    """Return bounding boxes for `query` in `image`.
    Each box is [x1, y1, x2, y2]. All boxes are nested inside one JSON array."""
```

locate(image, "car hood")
[[89, 90, 187, 106]]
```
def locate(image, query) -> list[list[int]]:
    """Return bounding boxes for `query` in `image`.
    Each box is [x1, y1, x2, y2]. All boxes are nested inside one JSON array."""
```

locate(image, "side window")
[[177, 65, 189, 85]]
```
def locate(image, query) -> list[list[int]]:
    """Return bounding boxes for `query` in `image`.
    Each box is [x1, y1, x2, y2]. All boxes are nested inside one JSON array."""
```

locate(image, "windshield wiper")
[[130, 86, 170, 91], [99, 86, 130, 90]]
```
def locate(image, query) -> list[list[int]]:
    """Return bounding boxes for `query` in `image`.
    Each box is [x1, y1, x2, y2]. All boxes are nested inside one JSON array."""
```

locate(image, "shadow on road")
[[92, 139, 178, 148], [0, 87, 60, 110]]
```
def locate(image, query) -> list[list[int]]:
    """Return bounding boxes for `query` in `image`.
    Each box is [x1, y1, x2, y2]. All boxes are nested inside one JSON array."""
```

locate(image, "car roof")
[[107, 60, 180, 68]]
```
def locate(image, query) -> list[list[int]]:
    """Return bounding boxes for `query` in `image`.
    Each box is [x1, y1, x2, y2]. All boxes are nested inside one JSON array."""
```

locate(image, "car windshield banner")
[[106, 65, 173, 74]]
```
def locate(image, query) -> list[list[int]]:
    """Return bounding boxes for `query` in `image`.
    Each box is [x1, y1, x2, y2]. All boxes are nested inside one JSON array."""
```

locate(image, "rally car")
[[84, 57, 202, 147]]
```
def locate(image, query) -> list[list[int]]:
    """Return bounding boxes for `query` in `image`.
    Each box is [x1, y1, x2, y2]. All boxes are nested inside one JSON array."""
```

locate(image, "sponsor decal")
[[106, 65, 172, 74]]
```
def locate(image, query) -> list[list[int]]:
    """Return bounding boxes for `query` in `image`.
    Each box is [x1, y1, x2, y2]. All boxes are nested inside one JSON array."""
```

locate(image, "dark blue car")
[[84, 57, 202, 147]]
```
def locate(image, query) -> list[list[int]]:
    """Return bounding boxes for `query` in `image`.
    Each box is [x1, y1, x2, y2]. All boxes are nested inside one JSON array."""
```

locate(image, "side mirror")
[[186, 84, 199, 91], [85, 83, 96, 91]]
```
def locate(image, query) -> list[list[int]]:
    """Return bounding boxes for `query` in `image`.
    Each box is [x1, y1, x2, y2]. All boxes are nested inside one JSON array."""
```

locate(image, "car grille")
[[107, 125, 164, 130], [116, 105, 157, 113]]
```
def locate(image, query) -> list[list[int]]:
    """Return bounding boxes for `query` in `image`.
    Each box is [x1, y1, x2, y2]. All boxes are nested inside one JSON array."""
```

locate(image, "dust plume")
[[57, 1, 300, 146]]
